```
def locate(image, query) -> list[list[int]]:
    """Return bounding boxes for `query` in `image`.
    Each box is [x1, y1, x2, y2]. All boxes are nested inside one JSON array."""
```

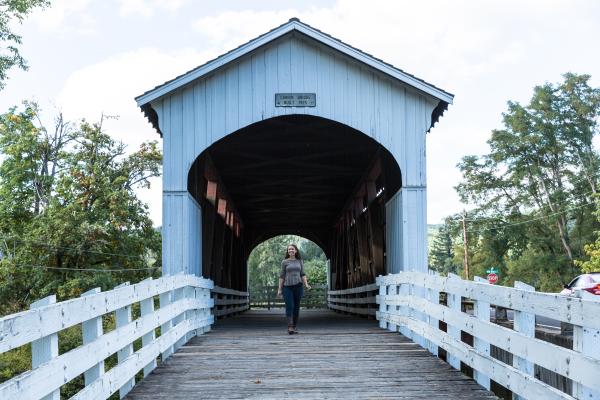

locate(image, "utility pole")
[[462, 210, 470, 280]]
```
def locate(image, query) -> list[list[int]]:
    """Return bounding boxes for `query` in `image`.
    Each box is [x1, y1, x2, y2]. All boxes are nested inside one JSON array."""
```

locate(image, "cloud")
[[56, 47, 206, 144], [55, 47, 210, 223], [193, 10, 302, 51], [117, 0, 190, 18], [30, 0, 96, 34], [190, 2, 527, 84]]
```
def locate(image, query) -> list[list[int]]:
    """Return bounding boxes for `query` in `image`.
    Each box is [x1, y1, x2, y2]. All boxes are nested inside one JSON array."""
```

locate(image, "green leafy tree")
[[428, 222, 459, 275], [576, 197, 600, 272], [0, 0, 49, 90], [302, 259, 326, 285], [247, 235, 295, 290], [300, 240, 326, 262], [300, 240, 327, 284], [455, 73, 600, 289], [0, 103, 162, 314], [247, 235, 327, 293]]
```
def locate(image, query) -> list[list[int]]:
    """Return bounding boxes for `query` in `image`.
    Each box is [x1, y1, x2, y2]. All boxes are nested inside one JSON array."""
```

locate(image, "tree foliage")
[[247, 235, 327, 293], [576, 196, 600, 273], [0, 103, 162, 315], [428, 221, 459, 275], [0, 0, 49, 90], [445, 73, 600, 289]]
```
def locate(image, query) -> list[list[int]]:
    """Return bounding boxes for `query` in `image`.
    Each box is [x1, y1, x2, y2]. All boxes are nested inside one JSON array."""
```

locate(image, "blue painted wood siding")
[[154, 34, 438, 276]]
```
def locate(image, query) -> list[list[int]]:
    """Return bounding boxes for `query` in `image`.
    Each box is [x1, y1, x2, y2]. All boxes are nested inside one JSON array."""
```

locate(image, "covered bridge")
[[135, 18, 453, 291]]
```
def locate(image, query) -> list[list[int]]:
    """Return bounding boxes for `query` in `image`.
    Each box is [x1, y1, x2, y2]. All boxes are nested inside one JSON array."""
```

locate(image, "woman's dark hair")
[[284, 244, 302, 260]]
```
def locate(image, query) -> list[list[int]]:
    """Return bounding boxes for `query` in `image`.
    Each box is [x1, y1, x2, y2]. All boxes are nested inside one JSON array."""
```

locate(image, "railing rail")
[[0, 274, 214, 400], [249, 284, 328, 309], [328, 283, 378, 316], [212, 286, 249, 318], [376, 271, 600, 400]]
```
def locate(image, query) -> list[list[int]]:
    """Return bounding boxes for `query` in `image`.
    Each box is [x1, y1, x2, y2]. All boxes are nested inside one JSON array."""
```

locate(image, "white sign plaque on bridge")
[[275, 93, 316, 107]]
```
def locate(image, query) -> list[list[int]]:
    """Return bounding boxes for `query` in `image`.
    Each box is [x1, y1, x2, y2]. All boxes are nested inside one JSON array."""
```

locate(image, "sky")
[[1, 0, 600, 226]]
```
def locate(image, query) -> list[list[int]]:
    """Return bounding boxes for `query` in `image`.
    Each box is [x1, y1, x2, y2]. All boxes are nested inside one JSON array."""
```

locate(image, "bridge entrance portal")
[[188, 115, 401, 291], [135, 18, 453, 291]]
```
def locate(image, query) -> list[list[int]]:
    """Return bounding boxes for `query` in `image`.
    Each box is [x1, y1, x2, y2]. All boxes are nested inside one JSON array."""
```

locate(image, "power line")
[[0, 234, 151, 260], [456, 169, 598, 221], [458, 177, 598, 222], [464, 200, 596, 235], [447, 188, 598, 224], [2, 262, 160, 273]]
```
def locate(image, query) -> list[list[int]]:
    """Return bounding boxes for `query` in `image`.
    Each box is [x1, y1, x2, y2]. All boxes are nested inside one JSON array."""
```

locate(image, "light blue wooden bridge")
[[1, 18, 599, 399]]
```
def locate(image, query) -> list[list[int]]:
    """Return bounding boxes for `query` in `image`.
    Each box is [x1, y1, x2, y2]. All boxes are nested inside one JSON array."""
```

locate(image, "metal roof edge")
[[293, 24, 454, 104], [135, 19, 454, 107]]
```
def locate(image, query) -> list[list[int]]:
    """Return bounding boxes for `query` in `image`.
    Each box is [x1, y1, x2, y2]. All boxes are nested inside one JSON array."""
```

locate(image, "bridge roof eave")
[[135, 18, 454, 135]]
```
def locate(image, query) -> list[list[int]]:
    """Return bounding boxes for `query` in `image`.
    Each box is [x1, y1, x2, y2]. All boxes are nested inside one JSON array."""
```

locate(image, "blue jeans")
[[283, 283, 303, 320]]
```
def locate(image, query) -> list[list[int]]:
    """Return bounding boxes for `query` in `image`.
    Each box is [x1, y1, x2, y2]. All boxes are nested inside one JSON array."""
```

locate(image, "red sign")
[[487, 273, 499, 284]]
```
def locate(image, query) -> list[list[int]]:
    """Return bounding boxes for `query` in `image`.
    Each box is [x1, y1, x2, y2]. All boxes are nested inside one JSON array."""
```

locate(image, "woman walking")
[[277, 244, 311, 334]]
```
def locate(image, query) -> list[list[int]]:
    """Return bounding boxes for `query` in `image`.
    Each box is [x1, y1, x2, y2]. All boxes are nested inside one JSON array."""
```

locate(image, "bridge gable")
[[151, 31, 441, 191], [136, 19, 452, 109], [139, 20, 452, 278]]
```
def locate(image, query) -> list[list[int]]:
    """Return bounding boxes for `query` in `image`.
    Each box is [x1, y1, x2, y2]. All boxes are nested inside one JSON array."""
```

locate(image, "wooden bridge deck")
[[126, 309, 497, 399]]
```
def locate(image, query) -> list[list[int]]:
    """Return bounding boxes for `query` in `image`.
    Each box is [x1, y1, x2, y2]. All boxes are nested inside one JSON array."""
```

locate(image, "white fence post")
[[512, 281, 535, 400], [81, 288, 105, 385], [173, 286, 186, 351], [378, 277, 388, 330], [160, 288, 174, 359], [446, 273, 461, 370], [184, 285, 195, 341], [426, 271, 439, 356], [139, 279, 157, 378], [390, 284, 400, 332], [399, 283, 412, 337], [198, 286, 212, 335], [197, 286, 207, 335], [411, 283, 427, 348], [30, 295, 60, 400], [573, 290, 600, 400], [115, 282, 135, 398], [473, 276, 491, 390], [205, 286, 213, 332]]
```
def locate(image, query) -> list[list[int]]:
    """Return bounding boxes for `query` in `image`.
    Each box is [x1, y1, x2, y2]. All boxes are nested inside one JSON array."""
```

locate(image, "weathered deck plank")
[[126, 309, 497, 399]]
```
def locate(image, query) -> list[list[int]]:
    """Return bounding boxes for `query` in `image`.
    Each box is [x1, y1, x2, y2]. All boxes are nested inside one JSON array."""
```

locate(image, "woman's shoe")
[[292, 326, 298, 334], [288, 324, 295, 335]]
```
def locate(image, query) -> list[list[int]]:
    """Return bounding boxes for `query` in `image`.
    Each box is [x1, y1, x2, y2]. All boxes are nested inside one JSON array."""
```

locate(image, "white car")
[[560, 273, 600, 296]]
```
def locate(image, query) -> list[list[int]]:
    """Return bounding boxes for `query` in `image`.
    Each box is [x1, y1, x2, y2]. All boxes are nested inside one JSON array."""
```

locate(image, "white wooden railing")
[[376, 271, 600, 400], [212, 286, 249, 318], [0, 274, 214, 400], [328, 283, 378, 316]]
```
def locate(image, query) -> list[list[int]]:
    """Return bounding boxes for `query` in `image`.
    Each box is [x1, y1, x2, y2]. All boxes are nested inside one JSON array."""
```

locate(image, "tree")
[[0, 0, 49, 90], [300, 240, 327, 284], [428, 222, 459, 275], [247, 235, 295, 290], [247, 235, 328, 292], [576, 196, 600, 273], [454, 73, 600, 288], [0, 103, 162, 314]]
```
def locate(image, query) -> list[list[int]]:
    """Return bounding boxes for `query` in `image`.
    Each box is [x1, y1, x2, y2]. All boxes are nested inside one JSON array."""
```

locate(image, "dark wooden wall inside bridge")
[[187, 116, 400, 292]]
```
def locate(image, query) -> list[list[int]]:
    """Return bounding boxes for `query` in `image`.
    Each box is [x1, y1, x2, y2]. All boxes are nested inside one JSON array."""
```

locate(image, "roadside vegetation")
[[429, 73, 600, 291]]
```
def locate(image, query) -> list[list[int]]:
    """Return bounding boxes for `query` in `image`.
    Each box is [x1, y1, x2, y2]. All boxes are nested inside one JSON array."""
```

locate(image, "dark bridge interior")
[[188, 115, 401, 291]]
